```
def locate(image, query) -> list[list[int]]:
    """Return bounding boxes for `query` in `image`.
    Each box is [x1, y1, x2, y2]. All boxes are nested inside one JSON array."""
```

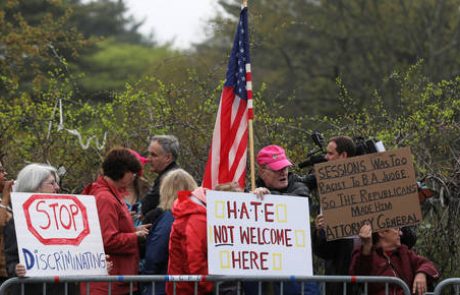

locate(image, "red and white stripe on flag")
[[202, 86, 249, 189]]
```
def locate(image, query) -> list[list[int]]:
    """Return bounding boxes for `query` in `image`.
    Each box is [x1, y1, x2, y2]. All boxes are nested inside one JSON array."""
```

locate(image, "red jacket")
[[80, 176, 139, 295], [166, 188, 213, 295], [349, 245, 439, 295]]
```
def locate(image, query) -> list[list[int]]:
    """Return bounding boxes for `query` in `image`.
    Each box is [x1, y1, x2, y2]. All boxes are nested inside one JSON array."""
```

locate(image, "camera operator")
[[312, 136, 417, 295]]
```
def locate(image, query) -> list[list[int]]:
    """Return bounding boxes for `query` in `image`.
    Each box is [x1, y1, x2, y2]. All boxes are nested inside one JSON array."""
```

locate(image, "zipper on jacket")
[[385, 255, 398, 295]]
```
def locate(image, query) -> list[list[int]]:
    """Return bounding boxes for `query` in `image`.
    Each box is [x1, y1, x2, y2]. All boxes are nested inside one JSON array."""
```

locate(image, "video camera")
[[353, 136, 386, 156], [298, 131, 327, 169], [298, 132, 386, 169]]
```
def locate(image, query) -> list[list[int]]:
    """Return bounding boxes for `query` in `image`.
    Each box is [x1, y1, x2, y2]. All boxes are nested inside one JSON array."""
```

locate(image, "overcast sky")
[[123, 0, 222, 49]]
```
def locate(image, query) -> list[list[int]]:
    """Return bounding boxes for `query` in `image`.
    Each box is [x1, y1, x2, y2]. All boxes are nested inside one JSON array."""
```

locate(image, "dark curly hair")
[[102, 147, 142, 181]]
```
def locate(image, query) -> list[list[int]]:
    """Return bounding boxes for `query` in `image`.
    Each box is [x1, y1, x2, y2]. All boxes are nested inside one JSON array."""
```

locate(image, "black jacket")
[[255, 173, 311, 197], [248, 173, 318, 295], [141, 162, 179, 217]]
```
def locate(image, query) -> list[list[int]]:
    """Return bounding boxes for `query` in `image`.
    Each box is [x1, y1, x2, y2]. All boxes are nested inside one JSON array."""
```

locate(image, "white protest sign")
[[11, 193, 107, 276], [207, 191, 313, 276]]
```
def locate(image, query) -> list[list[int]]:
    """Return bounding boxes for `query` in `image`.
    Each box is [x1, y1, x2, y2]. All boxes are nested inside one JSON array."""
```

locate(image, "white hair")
[[14, 163, 59, 193]]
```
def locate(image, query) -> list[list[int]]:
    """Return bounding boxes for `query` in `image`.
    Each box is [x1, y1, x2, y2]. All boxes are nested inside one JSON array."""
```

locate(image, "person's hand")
[[315, 214, 325, 231], [15, 264, 26, 277], [412, 272, 427, 295], [359, 223, 373, 255], [135, 223, 151, 239], [105, 255, 113, 274], [252, 187, 270, 200]]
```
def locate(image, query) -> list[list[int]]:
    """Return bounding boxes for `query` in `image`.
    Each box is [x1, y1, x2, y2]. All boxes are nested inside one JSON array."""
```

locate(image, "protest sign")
[[11, 193, 107, 276], [315, 147, 422, 240], [207, 191, 313, 276]]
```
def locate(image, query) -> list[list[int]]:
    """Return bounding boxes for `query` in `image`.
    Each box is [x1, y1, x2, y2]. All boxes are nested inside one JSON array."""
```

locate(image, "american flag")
[[202, 5, 253, 189]]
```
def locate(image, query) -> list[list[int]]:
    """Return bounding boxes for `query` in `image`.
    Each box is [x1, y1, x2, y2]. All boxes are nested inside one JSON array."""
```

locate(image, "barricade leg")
[[320, 281, 325, 295]]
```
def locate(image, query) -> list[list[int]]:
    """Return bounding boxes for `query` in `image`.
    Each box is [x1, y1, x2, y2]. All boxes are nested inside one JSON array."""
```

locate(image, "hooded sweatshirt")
[[166, 187, 213, 295]]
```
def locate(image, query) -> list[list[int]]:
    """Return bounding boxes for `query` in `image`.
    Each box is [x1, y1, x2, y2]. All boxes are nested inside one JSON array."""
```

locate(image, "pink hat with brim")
[[256, 145, 292, 171]]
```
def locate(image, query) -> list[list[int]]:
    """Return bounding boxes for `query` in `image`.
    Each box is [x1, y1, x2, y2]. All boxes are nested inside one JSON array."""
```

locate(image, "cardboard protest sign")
[[315, 147, 422, 240], [11, 193, 107, 276], [207, 191, 313, 276]]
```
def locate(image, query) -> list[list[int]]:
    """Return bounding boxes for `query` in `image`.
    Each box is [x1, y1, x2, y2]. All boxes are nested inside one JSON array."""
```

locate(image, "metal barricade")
[[429, 278, 460, 295], [0, 274, 412, 295]]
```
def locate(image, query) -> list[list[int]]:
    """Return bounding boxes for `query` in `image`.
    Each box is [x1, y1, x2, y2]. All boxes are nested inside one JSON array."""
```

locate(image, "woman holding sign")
[[350, 224, 439, 295], [4, 163, 76, 295]]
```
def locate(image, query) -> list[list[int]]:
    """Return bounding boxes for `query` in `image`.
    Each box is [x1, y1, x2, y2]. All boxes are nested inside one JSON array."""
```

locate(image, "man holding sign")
[[244, 145, 317, 295], [312, 136, 360, 295], [313, 136, 418, 295]]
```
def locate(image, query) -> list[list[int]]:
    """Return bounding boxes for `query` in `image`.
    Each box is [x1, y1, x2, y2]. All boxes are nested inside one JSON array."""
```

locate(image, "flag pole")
[[242, 0, 255, 191], [249, 119, 256, 191]]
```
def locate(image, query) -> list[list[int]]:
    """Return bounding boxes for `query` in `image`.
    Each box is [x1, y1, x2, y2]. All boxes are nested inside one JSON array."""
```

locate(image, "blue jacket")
[[142, 210, 174, 295]]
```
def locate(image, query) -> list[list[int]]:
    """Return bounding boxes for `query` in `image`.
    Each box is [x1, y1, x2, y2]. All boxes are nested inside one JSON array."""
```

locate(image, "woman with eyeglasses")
[[3, 163, 76, 294], [81, 147, 151, 295]]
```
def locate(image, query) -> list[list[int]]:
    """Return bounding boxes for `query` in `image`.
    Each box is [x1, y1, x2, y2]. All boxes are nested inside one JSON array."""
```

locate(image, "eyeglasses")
[[43, 180, 59, 186], [264, 166, 289, 174]]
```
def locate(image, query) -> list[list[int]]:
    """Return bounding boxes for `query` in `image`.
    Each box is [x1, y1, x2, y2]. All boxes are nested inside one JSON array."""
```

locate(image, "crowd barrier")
[[425, 278, 460, 295], [0, 274, 412, 295]]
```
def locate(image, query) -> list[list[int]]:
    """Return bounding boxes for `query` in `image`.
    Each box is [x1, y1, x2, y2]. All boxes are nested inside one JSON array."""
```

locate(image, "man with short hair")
[[313, 136, 357, 295], [325, 135, 356, 161], [142, 135, 180, 219]]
